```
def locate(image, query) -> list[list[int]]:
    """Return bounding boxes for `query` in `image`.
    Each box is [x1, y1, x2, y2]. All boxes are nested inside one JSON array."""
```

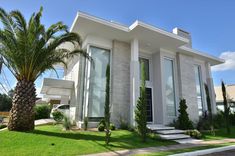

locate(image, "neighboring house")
[[215, 85, 235, 112], [40, 12, 224, 128]]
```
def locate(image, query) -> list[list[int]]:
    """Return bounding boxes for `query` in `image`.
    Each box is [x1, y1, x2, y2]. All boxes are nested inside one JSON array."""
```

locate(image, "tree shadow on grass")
[[27, 130, 105, 141]]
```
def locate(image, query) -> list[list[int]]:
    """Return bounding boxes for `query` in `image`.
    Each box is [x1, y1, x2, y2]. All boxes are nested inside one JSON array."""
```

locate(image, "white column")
[[130, 38, 140, 126], [206, 62, 217, 114]]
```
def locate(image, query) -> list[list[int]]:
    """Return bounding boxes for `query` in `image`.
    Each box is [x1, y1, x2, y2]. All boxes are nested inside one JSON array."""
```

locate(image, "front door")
[[146, 88, 153, 122]]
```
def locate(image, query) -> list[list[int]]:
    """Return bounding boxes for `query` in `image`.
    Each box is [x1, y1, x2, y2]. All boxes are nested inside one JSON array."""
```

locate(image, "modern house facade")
[[40, 12, 224, 127]]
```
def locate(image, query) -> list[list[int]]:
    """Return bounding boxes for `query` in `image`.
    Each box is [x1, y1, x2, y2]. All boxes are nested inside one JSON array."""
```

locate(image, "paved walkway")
[[84, 139, 235, 156], [0, 119, 55, 131], [34, 118, 55, 126]]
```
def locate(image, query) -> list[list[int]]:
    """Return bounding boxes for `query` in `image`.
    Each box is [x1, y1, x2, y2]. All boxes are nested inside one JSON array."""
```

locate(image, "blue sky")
[[0, 0, 235, 95]]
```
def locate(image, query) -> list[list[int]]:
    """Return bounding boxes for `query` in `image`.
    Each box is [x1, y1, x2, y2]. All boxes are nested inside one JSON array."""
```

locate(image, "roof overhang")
[[40, 78, 74, 96], [71, 11, 189, 52], [178, 46, 224, 66], [70, 11, 224, 66]]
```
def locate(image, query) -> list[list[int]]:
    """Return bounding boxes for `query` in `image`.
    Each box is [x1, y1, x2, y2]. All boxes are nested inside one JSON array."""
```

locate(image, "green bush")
[[98, 119, 105, 126], [52, 111, 64, 123], [110, 123, 116, 130], [197, 116, 211, 131], [35, 104, 51, 120], [97, 119, 115, 131], [98, 124, 105, 131], [0, 124, 7, 129], [176, 99, 194, 130], [63, 116, 72, 130], [186, 129, 202, 139]]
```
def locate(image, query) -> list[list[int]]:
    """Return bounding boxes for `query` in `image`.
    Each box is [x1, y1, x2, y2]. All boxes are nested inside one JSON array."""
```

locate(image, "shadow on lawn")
[[26, 129, 140, 150], [28, 130, 105, 141]]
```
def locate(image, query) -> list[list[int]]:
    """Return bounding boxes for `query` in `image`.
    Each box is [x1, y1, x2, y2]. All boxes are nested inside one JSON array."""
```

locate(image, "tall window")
[[88, 46, 110, 118], [164, 58, 176, 116], [139, 58, 150, 81], [194, 65, 204, 116]]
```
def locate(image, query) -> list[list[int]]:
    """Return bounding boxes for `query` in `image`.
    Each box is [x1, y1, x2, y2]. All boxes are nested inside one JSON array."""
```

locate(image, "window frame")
[[163, 57, 177, 117], [83, 44, 112, 121], [194, 64, 204, 116]]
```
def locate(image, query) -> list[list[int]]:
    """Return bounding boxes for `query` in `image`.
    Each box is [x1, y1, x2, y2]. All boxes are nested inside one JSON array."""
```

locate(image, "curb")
[[170, 145, 235, 156], [0, 127, 7, 131]]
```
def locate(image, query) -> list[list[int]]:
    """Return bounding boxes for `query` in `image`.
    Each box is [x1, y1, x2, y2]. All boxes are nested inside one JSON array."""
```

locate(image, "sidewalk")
[[84, 139, 235, 156], [0, 118, 55, 131]]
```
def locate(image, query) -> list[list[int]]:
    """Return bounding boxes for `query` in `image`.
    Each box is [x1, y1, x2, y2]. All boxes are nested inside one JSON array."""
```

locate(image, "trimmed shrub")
[[52, 111, 64, 123], [135, 62, 148, 142], [176, 99, 194, 130], [63, 116, 72, 130], [186, 129, 202, 139], [110, 123, 116, 130], [35, 104, 51, 120], [98, 124, 105, 131]]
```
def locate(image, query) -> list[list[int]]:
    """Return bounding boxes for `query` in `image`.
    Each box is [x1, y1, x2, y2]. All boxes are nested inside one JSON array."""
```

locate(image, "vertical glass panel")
[[88, 46, 110, 118], [194, 65, 204, 116], [146, 88, 153, 122], [164, 58, 176, 116], [139, 58, 150, 81]]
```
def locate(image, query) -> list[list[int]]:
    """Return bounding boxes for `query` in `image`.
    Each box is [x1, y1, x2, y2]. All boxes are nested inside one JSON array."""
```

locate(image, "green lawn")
[[135, 143, 234, 156], [0, 125, 175, 156], [202, 126, 235, 140]]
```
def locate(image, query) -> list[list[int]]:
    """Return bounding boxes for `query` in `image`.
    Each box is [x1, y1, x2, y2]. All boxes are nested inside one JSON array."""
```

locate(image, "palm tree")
[[0, 7, 89, 131]]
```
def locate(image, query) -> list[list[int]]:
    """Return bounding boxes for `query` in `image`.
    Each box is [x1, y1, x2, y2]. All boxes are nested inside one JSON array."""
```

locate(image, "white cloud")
[[212, 51, 235, 72]]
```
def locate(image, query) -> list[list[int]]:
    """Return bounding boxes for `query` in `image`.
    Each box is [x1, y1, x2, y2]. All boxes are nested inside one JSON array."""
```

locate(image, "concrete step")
[[174, 138, 203, 144], [147, 124, 175, 131], [159, 134, 190, 140], [157, 129, 185, 135]]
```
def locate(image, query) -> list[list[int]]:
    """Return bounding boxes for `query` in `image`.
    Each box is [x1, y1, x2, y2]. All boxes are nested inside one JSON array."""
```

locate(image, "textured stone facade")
[[177, 53, 199, 121], [111, 40, 131, 125]]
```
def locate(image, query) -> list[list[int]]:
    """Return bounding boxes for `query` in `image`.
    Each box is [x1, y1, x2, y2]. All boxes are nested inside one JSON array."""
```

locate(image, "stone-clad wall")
[[111, 40, 131, 125], [177, 53, 199, 121]]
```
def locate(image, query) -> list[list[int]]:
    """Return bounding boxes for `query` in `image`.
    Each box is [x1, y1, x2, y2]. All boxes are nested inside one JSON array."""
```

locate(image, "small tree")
[[135, 62, 147, 142], [177, 99, 193, 130], [104, 64, 111, 145], [222, 81, 230, 134], [204, 83, 214, 135]]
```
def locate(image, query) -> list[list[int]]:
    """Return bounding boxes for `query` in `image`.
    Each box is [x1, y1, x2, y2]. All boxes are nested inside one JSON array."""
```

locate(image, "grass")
[[135, 143, 235, 156], [0, 125, 175, 156], [202, 126, 235, 140]]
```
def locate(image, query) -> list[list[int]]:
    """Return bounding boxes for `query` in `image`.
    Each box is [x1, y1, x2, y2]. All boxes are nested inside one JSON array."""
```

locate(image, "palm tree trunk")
[[8, 79, 36, 131]]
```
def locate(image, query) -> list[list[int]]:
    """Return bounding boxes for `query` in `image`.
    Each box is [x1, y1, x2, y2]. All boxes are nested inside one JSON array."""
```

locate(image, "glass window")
[[194, 65, 204, 116], [88, 46, 110, 118], [139, 58, 150, 81], [164, 58, 176, 116]]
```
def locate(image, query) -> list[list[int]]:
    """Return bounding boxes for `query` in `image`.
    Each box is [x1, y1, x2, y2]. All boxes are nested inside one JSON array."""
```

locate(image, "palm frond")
[[0, 7, 90, 82]]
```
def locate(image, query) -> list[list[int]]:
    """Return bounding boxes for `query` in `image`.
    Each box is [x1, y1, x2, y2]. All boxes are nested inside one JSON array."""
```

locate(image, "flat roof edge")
[[72, 11, 190, 43], [179, 46, 225, 65]]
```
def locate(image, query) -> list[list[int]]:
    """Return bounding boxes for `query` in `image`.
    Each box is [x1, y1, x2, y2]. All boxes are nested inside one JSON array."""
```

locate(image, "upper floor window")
[[194, 65, 204, 116], [139, 57, 150, 81]]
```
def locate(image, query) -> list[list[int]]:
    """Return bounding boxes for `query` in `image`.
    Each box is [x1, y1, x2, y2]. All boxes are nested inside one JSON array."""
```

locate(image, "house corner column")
[[206, 62, 217, 114], [130, 38, 140, 127]]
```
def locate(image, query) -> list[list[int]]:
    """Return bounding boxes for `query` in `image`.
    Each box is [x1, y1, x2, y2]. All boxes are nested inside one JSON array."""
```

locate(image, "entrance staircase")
[[147, 124, 202, 144]]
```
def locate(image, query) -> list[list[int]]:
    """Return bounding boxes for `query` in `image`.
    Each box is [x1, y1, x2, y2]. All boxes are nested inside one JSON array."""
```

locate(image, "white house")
[[40, 12, 224, 128]]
